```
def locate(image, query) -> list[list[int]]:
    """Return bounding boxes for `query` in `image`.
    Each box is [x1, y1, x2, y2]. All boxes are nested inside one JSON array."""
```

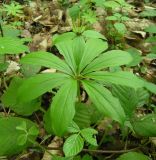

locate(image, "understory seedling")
[[1, 1, 23, 18], [9, 35, 155, 156]]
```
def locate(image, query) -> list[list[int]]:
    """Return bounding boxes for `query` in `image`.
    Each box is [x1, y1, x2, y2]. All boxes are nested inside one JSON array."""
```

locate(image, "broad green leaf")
[[112, 85, 138, 118], [63, 134, 84, 157], [69, 5, 80, 20], [0, 62, 9, 72], [126, 48, 142, 67], [21, 64, 41, 78], [17, 73, 69, 102], [78, 39, 108, 73], [112, 85, 149, 117], [146, 53, 156, 59], [72, 37, 85, 66], [82, 30, 106, 40], [53, 32, 76, 45], [56, 40, 77, 74], [117, 152, 151, 160], [132, 114, 156, 137], [48, 79, 77, 136], [146, 36, 156, 43], [0, 117, 38, 156], [86, 71, 144, 89], [83, 50, 132, 74], [1, 77, 41, 116], [20, 51, 72, 74], [140, 9, 156, 17], [17, 134, 27, 146], [82, 80, 126, 124], [104, 1, 120, 8], [145, 81, 156, 94], [145, 25, 156, 33], [114, 22, 127, 35], [68, 121, 80, 133], [80, 128, 98, 146], [0, 37, 29, 54], [137, 88, 150, 107], [106, 15, 118, 21], [74, 103, 92, 129], [28, 126, 39, 136], [2, 25, 21, 38]]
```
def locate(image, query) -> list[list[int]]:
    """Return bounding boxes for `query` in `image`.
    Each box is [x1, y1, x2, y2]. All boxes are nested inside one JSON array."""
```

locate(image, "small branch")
[[46, 146, 140, 154]]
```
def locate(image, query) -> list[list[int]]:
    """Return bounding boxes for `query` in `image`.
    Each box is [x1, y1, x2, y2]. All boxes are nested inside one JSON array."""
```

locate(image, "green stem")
[[0, 23, 4, 37], [39, 107, 46, 113], [77, 80, 81, 102], [29, 138, 54, 157]]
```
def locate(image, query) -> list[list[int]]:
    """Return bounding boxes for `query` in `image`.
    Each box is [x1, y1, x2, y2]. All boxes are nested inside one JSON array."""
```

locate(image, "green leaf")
[[67, 121, 80, 133], [126, 48, 142, 67], [20, 51, 72, 74], [145, 25, 156, 33], [47, 79, 77, 136], [17, 134, 27, 146], [146, 36, 156, 43], [63, 134, 84, 157], [104, 1, 120, 8], [82, 80, 126, 124], [0, 117, 38, 156], [1, 77, 41, 116], [112, 85, 138, 118], [21, 64, 41, 78], [0, 37, 29, 54], [80, 128, 98, 146], [106, 16, 118, 21], [132, 114, 156, 137], [83, 50, 132, 74], [82, 30, 106, 40], [117, 152, 151, 160], [140, 9, 156, 17], [112, 85, 150, 118], [56, 40, 77, 74], [16, 121, 27, 131], [2, 25, 21, 38], [137, 88, 150, 107], [86, 71, 144, 89], [72, 37, 85, 66], [28, 126, 39, 136], [145, 81, 156, 94], [17, 73, 69, 102], [78, 39, 108, 73], [114, 22, 127, 35], [74, 103, 92, 129], [53, 32, 77, 45], [146, 53, 156, 59]]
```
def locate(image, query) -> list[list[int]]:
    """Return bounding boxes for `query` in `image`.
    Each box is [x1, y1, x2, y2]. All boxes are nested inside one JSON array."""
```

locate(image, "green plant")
[[69, 0, 98, 32], [145, 25, 156, 59], [102, 0, 132, 48], [0, 117, 38, 156], [3, 35, 155, 157], [117, 152, 151, 160], [2, 2, 23, 18]]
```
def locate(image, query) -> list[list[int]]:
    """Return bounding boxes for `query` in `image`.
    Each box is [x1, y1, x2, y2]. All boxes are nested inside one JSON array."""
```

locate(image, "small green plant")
[[69, 0, 98, 33], [1, 35, 154, 157], [2, 2, 23, 18], [102, 0, 132, 48]]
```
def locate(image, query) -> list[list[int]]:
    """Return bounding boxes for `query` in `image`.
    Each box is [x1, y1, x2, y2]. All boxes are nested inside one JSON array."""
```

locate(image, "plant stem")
[[29, 138, 54, 157], [0, 23, 4, 37], [46, 146, 141, 154]]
